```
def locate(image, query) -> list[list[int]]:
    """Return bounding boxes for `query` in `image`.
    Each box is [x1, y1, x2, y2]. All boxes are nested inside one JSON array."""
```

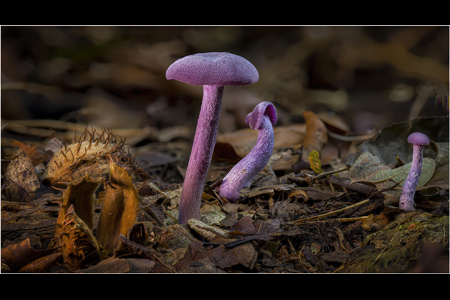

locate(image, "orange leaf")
[[302, 111, 328, 162], [12, 140, 46, 167]]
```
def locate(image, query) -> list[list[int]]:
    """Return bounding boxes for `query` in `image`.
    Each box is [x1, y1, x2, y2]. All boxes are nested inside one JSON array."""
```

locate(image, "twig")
[[299, 216, 370, 223], [367, 180, 402, 199], [117, 234, 176, 273], [327, 175, 375, 195], [140, 204, 165, 226], [288, 199, 370, 224], [315, 167, 348, 180]]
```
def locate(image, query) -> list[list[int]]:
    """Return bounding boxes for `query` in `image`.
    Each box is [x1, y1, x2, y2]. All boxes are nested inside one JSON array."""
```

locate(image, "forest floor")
[[1, 26, 449, 273]]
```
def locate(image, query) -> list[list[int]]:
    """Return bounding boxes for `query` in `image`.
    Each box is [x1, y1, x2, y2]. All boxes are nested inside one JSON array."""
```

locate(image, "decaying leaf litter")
[[1, 26, 449, 273]]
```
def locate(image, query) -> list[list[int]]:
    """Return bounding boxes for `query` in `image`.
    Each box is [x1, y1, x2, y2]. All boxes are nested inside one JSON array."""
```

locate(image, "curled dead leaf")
[[302, 111, 328, 162], [18, 252, 62, 273], [0, 238, 54, 271], [287, 189, 309, 202]]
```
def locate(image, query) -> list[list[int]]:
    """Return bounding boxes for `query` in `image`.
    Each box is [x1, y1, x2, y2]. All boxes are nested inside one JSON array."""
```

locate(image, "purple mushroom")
[[399, 132, 430, 210], [217, 101, 277, 202], [166, 52, 259, 224]]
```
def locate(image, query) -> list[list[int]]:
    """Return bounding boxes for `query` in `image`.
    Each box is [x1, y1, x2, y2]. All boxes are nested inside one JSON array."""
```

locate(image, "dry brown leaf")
[[287, 190, 309, 202], [302, 111, 328, 162], [12, 140, 46, 167], [1, 238, 53, 271], [17, 252, 62, 273], [4, 147, 40, 202], [79, 256, 156, 273], [229, 216, 257, 235]]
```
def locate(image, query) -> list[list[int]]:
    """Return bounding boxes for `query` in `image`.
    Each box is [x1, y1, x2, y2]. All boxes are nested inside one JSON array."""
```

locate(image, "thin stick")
[[301, 216, 370, 223], [117, 234, 176, 273], [327, 175, 375, 195], [141, 204, 165, 226], [288, 199, 370, 224], [367, 180, 402, 199], [315, 167, 348, 180]]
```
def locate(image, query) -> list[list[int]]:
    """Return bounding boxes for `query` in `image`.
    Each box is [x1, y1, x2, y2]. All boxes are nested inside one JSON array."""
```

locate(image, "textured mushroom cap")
[[166, 52, 259, 86], [245, 101, 277, 130], [407, 132, 430, 146]]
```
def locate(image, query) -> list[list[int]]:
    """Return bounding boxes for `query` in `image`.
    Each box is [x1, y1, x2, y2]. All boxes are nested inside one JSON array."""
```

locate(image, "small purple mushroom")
[[399, 132, 430, 211], [217, 101, 277, 202], [166, 52, 258, 224]]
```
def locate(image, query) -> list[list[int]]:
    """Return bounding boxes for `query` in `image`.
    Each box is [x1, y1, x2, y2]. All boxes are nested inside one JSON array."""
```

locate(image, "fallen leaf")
[[229, 216, 257, 235], [347, 116, 449, 167], [308, 150, 324, 174], [12, 140, 46, 167], [431, 142, 449, 168], [79, 256, 155, 273], [1, 238, 54, 271], [348, 151, 436, 195], [18, 252, 62, 273], [287, 190, 309, 202], [421, 164, 449, 191], [200, 203, 226, 226], [270, 201, 304, 220], [302, 111, 328, 162], [4, 147, 40, 202]]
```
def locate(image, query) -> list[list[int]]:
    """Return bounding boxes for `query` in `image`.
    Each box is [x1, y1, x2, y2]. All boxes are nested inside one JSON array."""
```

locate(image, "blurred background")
[[1, 26, 449, 179]]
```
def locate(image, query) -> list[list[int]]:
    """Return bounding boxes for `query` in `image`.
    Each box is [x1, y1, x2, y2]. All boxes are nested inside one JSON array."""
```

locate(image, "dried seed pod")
[[96, 161, 140, 254], [55, 203, 105, 271], [57, 174, 100, 230], [42, 128, 127, 187]]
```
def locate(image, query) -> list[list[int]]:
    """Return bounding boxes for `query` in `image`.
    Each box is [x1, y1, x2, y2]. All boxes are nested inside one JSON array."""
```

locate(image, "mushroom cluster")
[[166, 52, 259, 224]]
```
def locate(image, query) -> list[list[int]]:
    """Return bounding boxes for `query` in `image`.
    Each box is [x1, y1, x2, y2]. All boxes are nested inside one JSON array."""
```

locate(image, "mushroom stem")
[[218, 102, 276, 202], [399, 143, 424, 211], [178, 85, 224, 224]]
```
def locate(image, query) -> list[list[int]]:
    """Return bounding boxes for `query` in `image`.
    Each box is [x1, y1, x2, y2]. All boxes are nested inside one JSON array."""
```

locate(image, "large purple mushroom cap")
[[166, 52, 259, 86], [407, 132, 430, 146]]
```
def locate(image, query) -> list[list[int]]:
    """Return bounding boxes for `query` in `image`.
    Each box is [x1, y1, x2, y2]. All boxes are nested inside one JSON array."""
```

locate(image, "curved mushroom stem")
[[218, 110, 275, 202], [178, 85, 224, 224], [399, 144, 424, 210]]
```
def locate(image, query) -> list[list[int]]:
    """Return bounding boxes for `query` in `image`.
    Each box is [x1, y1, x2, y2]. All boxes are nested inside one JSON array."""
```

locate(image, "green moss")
[[338, 212, 448, 273]]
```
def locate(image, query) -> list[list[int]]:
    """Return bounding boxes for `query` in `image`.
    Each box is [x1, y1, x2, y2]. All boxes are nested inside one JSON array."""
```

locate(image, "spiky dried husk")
[[55, 204, 105, 271], [58, 175, 100, 229], [42, 128, 136, 187]]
